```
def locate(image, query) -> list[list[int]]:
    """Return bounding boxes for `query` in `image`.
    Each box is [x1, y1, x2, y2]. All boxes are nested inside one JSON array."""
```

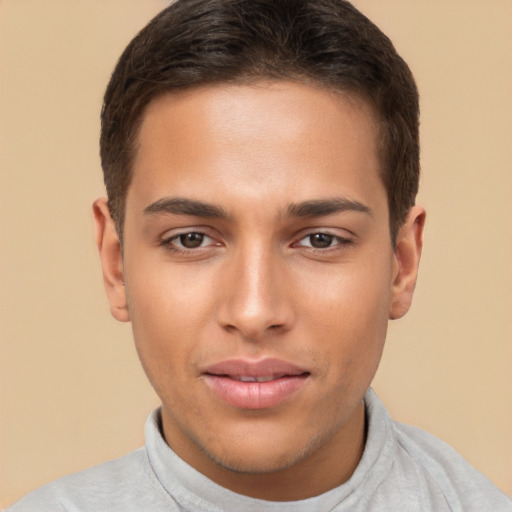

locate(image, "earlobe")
[[92, 198, 130, 322], [389, 205, 426, 320]]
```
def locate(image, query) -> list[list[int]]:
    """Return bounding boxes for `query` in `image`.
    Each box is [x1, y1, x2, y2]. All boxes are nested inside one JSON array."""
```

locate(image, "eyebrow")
[[143, 197, 229, 219], [143, 196, 371, 220], [287, 197, 372, 218]]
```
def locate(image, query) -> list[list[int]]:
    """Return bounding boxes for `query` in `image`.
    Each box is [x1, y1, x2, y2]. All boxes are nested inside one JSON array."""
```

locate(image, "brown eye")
[[178, 232, 205, 248], [295, 232, 352, 251], [309, 233, 334, 248]]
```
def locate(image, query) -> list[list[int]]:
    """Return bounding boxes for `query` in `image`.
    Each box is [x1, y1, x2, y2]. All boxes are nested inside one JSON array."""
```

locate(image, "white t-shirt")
[[7, 389, 512, 511]]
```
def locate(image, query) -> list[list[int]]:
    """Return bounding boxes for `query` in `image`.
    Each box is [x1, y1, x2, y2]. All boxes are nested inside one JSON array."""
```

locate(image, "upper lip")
[[202, 358, 309, 378]]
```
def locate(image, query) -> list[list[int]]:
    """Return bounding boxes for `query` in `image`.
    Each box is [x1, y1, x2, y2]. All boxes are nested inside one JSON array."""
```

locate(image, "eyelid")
[[298, 235, 350, 246], [159, 227, 222, 253], [169, 231, 213, 248], [294, 227, 353, 241], [291, 229, 355, 253], [159, 224, 216, 240], [296, 234, 340, 247]]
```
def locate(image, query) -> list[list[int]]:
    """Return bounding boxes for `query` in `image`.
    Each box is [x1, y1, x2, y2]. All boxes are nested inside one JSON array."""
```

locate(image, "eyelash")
[[294, 232, 353, 251], [159, 230, 354, 256], [160, 231, 215, 254]]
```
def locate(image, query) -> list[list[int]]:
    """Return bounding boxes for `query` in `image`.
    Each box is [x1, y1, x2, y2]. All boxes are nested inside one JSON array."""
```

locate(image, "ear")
[[389, 205, 426, 320], [92, 198, 130, 322]]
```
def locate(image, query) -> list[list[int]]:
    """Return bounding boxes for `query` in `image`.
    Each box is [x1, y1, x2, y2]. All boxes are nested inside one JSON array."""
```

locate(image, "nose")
[[216, 245, 295, 341]]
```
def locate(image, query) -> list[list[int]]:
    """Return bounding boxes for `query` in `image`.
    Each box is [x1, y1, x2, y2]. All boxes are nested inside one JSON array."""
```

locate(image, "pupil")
[[310, 233, 333, 248], [180, 233, 204, 248]]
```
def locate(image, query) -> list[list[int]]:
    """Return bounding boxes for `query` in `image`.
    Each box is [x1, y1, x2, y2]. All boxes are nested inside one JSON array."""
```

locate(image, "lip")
[[202, 358, 310, 410]]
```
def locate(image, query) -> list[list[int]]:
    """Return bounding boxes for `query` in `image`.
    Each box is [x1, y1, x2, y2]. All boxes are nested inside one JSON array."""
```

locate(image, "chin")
[[202, 426, 328, 475], [208, 447, 307, 475]]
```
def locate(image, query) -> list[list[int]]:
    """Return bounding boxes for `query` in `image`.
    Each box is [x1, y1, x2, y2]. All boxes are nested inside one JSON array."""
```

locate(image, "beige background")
[[1, 0, 511, 507]]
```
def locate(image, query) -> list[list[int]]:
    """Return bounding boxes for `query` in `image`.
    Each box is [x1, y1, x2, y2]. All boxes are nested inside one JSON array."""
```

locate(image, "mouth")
[[202, 358, 310, 410], [231, 375, 287, 383]]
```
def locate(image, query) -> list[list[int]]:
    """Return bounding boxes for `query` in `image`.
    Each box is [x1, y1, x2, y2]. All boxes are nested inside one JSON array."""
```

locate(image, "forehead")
[[128, 81, 385, 216], [137, 81, 378, 154]]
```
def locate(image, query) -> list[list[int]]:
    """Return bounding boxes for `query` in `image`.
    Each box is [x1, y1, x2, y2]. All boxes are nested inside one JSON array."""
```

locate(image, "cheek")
[[126, 255, 214, 328], [304, 260, 392, 376], [123, 263, 207, 378], [304, 257, 393, 325]]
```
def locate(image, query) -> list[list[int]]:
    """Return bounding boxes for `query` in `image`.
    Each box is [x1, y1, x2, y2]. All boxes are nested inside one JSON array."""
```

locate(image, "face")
[[95, 81, 424, 499]]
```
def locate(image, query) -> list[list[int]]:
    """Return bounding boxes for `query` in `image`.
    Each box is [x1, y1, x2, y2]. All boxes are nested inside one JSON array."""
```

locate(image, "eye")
[[294, 232, 353, 250], [164, 232, 215, 250], [304, 233, 335, 248], [177, 232, 207, 249]]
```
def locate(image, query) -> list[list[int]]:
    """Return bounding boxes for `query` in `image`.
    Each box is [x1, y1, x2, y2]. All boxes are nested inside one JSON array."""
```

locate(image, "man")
[[8, 0, 511, 510]]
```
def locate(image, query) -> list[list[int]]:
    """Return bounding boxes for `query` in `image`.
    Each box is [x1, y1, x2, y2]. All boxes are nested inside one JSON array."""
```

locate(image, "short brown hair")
[[100, 0, 419, 242]]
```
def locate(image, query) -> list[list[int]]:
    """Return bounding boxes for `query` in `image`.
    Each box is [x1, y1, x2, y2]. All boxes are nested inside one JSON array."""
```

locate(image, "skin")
[[94, 81, 425, 501]]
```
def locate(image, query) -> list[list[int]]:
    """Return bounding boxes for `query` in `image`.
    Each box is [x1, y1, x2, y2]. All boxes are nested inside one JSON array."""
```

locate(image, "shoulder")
[[392, 421, 512, 511], [363, 390, 511, 511], [6, 448, 171, 512]]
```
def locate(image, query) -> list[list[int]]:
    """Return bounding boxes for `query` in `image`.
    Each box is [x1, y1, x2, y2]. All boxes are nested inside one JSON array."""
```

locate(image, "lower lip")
[[203, 374, 308, 410]]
